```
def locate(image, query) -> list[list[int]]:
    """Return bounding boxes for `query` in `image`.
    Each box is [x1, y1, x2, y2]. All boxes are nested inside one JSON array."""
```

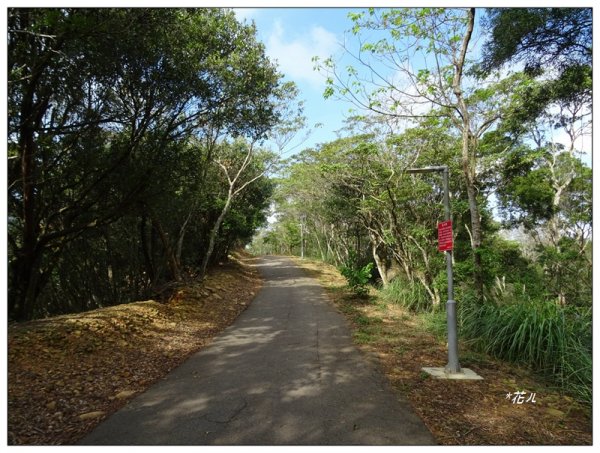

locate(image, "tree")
[[481, 8, 592, 75], [8, 8, 283, 320], [316, 8, 500, 301], [262, 120, 465, 309], [480, 8, 592, 130], [480, 8, 592, 306], [199, 139, 276, 279], [495, 121, 592, 307]]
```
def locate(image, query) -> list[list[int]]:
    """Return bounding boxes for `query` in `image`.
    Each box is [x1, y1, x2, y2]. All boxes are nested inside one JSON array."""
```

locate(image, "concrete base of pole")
[[422, 367, 483, 380]]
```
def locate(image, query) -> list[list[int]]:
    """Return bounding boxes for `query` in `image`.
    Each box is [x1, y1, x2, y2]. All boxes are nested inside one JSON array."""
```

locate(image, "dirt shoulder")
[[292, 256, 592, 446], [7, 252, 263, 445]]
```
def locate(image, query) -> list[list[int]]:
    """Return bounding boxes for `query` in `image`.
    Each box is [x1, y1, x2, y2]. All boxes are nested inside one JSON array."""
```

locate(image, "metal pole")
[[300, 222, 304, 259], [407, 165, 461, 374], [442, 167, 461, 374]]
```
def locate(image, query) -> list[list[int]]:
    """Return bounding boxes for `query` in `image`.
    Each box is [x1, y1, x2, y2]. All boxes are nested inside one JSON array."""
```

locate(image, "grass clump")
[[460, 298, 591, 404], [419, 309, 448, 339], [380, 277, 432, 312]]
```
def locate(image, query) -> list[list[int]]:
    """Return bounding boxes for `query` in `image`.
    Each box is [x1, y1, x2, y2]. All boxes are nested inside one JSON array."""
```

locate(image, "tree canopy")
[[6, 4, 592, 408], [252, 9, 591, 400], [7, 8, 286, 320]]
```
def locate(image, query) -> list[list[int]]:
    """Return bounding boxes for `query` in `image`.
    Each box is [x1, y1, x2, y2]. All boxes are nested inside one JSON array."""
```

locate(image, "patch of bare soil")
[[294, 257, 592, 446], [7, 252, 263, 445]]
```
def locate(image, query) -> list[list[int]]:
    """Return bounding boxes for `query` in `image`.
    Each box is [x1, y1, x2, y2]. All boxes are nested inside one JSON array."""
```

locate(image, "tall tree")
[[7, 8, 282, 320], [480, 8, 592, 130], [481, 8, 592, 306], [481, 8, 592, 75], [316, 8, 500, 300], [199, 139, 276, 279]]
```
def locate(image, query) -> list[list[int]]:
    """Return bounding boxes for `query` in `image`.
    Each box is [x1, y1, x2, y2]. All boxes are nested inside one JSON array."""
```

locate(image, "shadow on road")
[[81, 256, 435, 445]]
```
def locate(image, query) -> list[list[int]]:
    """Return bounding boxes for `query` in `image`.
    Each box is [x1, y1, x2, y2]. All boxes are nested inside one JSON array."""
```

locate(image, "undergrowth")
[[379, 274, 592, 405], [380, 276, 432, 311], [459, 298, 592, 404], [339, 258, 374, 297]]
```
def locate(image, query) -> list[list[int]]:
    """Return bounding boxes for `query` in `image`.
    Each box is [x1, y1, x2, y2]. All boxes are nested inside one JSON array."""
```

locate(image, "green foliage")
[[480, 8, 592, 125], [380, 277, 432, 312], [536, 237, 592, 308], [479, 237, 544, 294], [339, 252, 374, 297], [7, 8, 285, 320], [264, 6, 591, 406], [481, 8, 592, 75], [419, 310, 448, 339], [460, 298, 591, 403]]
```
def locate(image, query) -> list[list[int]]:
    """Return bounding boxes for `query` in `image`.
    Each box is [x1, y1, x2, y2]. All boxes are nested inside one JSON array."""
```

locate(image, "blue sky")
[[232, 4, 593, 166], [234, 7, 361, 154]]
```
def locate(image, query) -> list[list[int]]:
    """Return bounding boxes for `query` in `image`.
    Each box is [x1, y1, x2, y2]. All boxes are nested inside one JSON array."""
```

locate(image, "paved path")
[[81, 256, 435, 445]]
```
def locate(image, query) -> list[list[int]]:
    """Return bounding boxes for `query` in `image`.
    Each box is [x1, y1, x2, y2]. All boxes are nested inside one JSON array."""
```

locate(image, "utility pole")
[[299, 214, 305, 259], [406, 166, 480, 379], [300, 222, 304, 259]]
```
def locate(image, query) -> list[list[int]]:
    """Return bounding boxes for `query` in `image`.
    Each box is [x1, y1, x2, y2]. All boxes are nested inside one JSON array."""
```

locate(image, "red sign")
[[438, 220, 453, 252]]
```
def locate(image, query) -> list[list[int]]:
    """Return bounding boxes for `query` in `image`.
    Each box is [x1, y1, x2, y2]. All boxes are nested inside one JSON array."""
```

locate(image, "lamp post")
[[299, 214, 305, 259], [406, 165, 461, 374]]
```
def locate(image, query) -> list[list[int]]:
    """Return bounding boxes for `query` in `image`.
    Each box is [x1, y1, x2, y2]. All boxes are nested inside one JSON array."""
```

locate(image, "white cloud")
[[266, 20, 339, 89], [233, 8, 259, 23]]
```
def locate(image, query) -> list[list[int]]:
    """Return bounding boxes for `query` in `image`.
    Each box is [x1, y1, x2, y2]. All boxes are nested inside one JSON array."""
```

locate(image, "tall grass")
[[380, 276, 591, 404], [380, 277, 432, 312], [460, 298, 592, 404]]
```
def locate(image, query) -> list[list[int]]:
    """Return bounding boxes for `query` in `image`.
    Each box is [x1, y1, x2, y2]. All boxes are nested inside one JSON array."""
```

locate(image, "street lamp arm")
[[406, 165, 448, 174], [404, 163, 460, 374]]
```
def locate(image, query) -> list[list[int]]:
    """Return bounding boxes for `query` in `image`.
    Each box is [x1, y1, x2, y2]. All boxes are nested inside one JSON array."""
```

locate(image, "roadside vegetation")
[[8, 8, 304, 322], [8, 6, 592, 447], [294, 257, 591, 445], [251, 8, 592, 410]]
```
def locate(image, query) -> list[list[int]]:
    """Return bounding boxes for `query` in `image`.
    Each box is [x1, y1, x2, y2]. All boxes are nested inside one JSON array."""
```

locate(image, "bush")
[[339, 256, 373, 297]]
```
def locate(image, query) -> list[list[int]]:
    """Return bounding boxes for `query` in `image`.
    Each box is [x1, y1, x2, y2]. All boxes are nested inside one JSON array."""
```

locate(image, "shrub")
[[339, 262, 373, 296], [339, 255, 373, 297]]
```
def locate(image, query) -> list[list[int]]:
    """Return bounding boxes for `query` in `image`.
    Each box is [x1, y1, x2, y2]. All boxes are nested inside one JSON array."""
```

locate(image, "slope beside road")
[[80, 255, 435, 445]]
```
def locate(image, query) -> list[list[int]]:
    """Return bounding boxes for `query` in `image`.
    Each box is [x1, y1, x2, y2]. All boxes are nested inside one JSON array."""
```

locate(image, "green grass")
[[379, 277, 432, 312], [379, 277, 592, 405], [460, 299, 592, 404], [419, 309, 447, 339], [354, 331, 376, 344], [323, 256, 591, 405]]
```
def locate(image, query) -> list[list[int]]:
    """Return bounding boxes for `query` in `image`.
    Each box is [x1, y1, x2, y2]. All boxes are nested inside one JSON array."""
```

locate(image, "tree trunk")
[[200, 190, 233, 279], [548, 173, 570, 305], [176, 208, 194, 268], [150, 215, 181, 282], [370, 234, 389, 287], [10, 249, 41, 321], [463, 153, 484, 300], [453, 8, 484, 302], [140, 213, 155, 285], [416, 272, 439, 309], [11, 75, 50, 320], [314, 229, 326, 261]]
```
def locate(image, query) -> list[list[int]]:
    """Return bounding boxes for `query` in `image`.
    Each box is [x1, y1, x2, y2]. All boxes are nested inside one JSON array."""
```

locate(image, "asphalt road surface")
[[81, 256, 436, 445]]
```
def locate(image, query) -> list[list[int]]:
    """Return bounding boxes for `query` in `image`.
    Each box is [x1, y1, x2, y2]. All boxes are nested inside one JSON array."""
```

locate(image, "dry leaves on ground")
[[295, 257, 592, 446], [7, 252, 263, 445]]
